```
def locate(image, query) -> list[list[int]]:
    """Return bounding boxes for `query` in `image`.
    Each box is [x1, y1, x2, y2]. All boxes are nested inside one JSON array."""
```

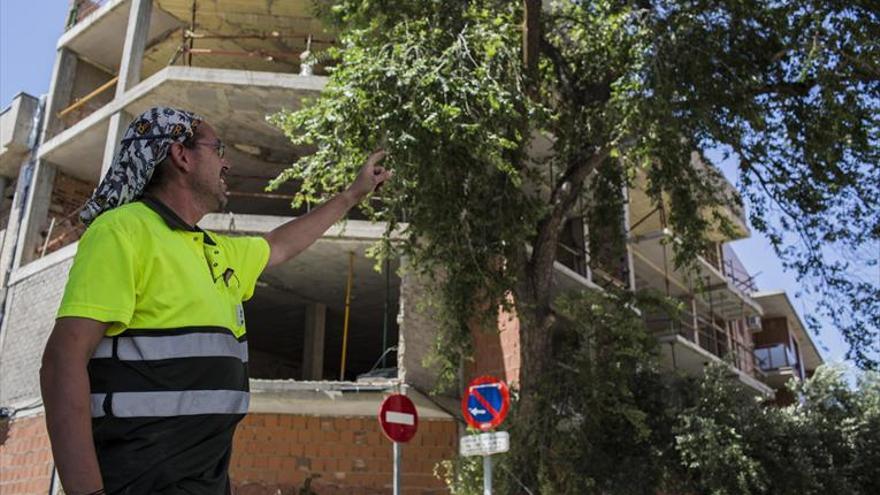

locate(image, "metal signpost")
[[461, 376, 511, 495], [379, 393, 419, 495]]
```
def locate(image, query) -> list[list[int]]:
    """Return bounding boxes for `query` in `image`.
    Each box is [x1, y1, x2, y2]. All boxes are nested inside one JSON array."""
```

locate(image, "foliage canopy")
[[272, 0, 879, 368]]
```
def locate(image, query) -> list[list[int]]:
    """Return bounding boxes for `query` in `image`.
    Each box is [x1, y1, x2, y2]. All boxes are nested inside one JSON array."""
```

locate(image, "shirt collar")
[[140, 195, 216, 245]]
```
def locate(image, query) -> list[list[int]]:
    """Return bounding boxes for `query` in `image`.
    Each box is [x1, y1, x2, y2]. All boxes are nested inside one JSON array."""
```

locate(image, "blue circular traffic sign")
[[461, 375, 510, 431]]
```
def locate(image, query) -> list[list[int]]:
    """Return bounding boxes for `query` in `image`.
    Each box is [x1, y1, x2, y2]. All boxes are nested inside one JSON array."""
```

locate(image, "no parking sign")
[[461, 375, 510, 431]]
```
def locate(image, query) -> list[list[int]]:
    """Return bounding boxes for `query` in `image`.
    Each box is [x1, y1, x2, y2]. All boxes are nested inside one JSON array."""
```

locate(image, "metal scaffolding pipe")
[[340, 251, 354, 380], [57, 76, 118, 118]]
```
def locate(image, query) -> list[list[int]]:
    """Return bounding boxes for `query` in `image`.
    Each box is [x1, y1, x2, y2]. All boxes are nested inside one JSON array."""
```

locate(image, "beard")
[[192, 175, 228, 213]]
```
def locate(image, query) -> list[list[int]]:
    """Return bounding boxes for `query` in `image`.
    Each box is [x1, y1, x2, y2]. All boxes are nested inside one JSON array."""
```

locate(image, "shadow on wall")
[[0, 418, 9, 445]]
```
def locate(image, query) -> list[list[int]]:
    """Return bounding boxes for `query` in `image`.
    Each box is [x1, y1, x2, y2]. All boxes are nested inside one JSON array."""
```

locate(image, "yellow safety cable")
[[340, 251, 354, 380]]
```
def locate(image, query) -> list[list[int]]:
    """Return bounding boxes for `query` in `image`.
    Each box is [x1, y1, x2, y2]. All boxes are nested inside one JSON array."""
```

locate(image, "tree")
[[270, 0, 879, 487], [676, 365, 880, 495]]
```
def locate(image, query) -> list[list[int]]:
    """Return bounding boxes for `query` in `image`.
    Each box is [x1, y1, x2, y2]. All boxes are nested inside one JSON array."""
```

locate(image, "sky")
[[0, 1, 855, 366]]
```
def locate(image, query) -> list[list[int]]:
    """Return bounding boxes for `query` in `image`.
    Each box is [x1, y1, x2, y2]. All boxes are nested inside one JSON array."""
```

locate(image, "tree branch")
[[528, 145, 611, 299]]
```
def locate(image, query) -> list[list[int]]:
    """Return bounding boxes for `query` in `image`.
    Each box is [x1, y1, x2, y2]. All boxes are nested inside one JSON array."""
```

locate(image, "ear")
[[166, 142, 195, 174]]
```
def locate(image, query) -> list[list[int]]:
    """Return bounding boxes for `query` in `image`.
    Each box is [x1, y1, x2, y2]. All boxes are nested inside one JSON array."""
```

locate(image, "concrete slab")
[[0, 94, 39, 177], [249, 380, 454, 419], [60, 0, 183, 73], [38, 66, 326, 182], [657, 333, 774, 397]]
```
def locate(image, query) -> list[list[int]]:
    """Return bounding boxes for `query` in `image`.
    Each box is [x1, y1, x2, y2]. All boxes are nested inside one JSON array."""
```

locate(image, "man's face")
[[187, 123, 230, 212]]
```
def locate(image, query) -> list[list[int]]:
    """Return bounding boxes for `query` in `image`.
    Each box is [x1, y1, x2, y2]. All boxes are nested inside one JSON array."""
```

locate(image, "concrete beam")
[[116, 0, 153, 97], [302, 303, 326, 380], [42, 48, 78, 142], [13, 160, 57, 269]]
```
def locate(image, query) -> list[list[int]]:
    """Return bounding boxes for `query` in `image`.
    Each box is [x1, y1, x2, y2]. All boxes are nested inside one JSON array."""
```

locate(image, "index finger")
[[366, 149, 387, 167]]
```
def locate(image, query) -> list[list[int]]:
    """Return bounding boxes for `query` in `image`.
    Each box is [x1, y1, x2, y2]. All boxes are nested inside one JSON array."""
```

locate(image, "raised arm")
[[264, 150, 390, 268], [41, 317, 110, 495]]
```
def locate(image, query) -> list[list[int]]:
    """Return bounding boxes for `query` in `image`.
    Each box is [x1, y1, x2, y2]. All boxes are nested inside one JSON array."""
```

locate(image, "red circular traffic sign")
[[461, 375, 510, 431], [379, 394, 419, 443]]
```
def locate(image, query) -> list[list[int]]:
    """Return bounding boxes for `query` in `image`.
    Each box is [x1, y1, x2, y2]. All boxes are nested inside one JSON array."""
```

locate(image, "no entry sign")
[[379, 394, 419, 443], [462, 376, 510, 431]]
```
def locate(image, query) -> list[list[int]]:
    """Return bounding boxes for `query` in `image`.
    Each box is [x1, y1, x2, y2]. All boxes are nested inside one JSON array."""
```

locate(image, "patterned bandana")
[[79, 107, 204, 225]]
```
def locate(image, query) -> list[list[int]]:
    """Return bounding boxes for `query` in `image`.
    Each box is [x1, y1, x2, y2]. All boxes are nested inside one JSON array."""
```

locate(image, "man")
[[40, 107, 390, 495]]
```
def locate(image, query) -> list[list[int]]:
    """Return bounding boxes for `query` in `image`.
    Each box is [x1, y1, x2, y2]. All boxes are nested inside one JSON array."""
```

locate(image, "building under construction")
[[0, 1, 823, 494]]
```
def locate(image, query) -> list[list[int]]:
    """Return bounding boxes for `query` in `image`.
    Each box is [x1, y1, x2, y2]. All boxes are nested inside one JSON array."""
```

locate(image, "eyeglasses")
[[192, 140, 226, 159]]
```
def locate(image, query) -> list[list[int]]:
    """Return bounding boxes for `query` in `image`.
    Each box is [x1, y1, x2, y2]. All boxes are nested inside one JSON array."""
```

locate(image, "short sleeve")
[[57, 223, 139, 325], [216, 235, 270, 302]]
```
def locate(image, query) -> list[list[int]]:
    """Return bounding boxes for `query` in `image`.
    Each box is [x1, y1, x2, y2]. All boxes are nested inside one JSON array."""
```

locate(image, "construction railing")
[[696, 317, 729, 361], [557, 240, 588, 278], [731, 339, 757, 375], [721, 245, 759, 293], [644, 300, 697, 343]]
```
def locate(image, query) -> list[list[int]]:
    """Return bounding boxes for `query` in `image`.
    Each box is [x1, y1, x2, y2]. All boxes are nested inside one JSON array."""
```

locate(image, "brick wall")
[[0, 414, 55, 495], [468, 304, 521, 386], [37, 172, 93, 257], [0, 413, 455, 495], [230, 413, 456, 495], [0, 257, 73, 404]]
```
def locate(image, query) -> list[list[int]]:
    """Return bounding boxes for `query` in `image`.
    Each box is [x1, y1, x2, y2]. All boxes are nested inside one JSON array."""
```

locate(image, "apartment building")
[[0, 2, 457, 494], [0, 1, 823, 494]]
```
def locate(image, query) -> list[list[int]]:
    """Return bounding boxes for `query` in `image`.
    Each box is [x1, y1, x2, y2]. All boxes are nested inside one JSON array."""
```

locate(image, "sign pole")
[[393, 441, 401, 495], [483, 454, 492, 495]]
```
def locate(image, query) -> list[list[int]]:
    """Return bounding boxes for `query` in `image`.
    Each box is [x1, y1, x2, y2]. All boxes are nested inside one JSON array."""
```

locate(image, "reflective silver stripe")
[[91, 393, 106, 418], [90, 333, 247, 362], [90, 390, 250, 418], [93, 340, 113, 358]]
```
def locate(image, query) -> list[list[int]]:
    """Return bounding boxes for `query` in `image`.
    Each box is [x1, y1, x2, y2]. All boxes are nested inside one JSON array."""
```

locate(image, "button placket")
[[204, 244, 230, 285]]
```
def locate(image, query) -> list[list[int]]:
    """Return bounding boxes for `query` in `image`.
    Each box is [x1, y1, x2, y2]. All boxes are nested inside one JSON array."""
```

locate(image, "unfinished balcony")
[[47, 0, 332, 174], [629, 228, 762, 322], [752, 291, 823, 389], [648, 306, 772, 396], [754, 343, 801, 389], [628, 152, 749, 244], [51, 1, 183, 134], [54, 0, 332, 131]]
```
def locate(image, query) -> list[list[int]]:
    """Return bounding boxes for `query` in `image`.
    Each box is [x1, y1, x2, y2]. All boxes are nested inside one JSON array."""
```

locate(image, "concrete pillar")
[[621, 185, 637, 291], [99, 0, 152, 181], [116, 0, 153, 97], [13, 160, 57, 269], [0, 165, 29, 291], [41, 48, 78, 142], [100, 110, 132, 177], [302, 303, 326, 380]]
